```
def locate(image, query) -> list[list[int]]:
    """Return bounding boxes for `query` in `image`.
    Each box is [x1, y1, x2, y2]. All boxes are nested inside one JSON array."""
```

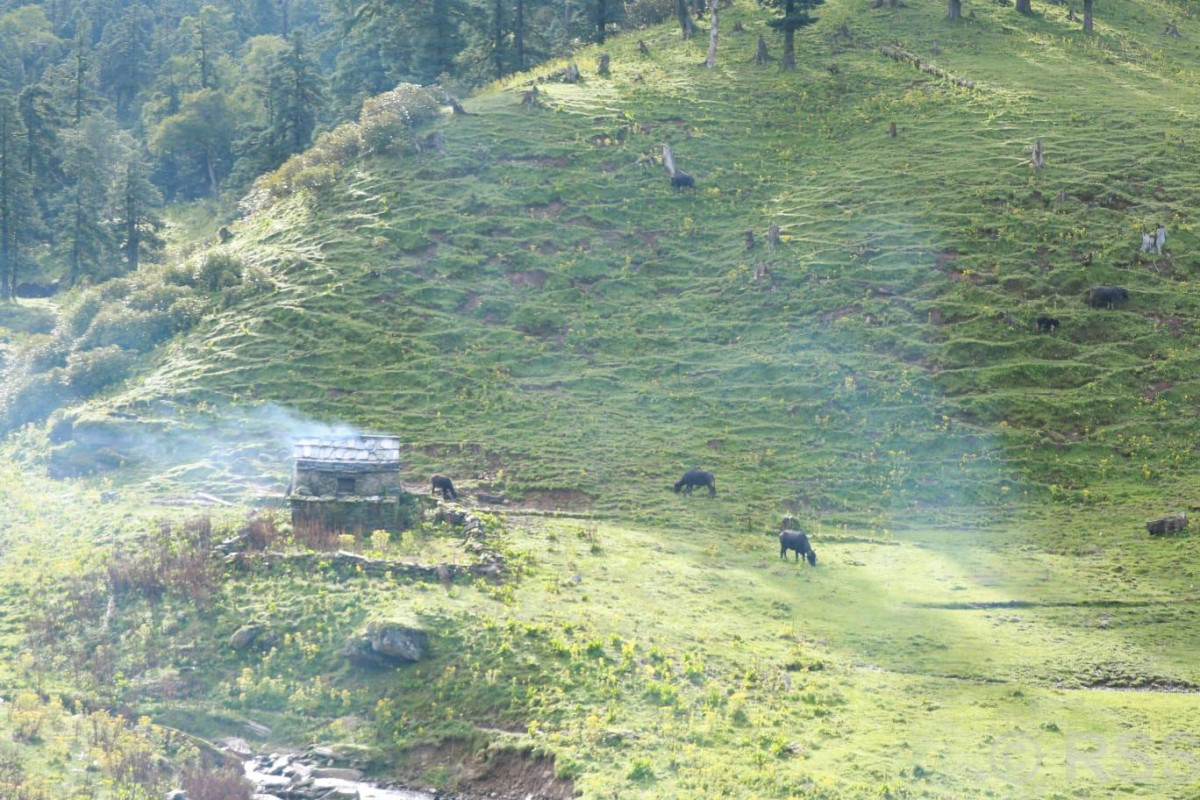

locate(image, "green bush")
[[0, 370, 68, 431], [64, 346, 135, 395], [359, 84, 441, 152], [128, 282, 192, 312], [61, 292, 105, 338], [79, 306, 173, 352], [193, 251, 245, 292]]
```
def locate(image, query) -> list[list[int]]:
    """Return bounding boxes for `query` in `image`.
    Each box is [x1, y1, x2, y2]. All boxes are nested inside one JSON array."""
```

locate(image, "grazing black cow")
[[671, 171, 695, 190], [674, 469, 716, 496], [779, 529, 817, 566], [431, 474, 458, 500], [1035, 316, 1059, 333], [1087, 286, 1129, 309]]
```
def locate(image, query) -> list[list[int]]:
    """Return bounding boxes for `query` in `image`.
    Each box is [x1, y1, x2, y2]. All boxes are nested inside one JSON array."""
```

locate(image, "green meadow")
[[5, 0, 1200, 796]]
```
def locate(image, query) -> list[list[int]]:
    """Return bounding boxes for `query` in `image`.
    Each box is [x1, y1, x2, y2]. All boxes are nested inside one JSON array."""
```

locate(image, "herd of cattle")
[[430, 468, 819, 568], [1037, 286, 1130, 335], [426, 282, 1179, 571]]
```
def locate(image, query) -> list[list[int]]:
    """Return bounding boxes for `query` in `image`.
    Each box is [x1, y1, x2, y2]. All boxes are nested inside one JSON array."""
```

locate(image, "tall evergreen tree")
[[18, 83, 62, 191], [60, 116, 118, 286], [763, 0, 822, 70], [116, 156, 163, 273], [0, 95, 31, 301], [178, 6, 236, 90], [98, 3, 154, 120], [268, 31, 323, 159]]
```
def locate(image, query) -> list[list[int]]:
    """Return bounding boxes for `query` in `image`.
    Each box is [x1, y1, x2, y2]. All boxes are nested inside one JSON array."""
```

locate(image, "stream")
[[244, 753, 436, 800]]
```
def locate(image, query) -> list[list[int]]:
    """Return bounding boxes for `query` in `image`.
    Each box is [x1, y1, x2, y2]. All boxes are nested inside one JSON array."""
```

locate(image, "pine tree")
[[98, 3, 154, 120], [116, 156, 163, 273], [763, 0, 823, 70], [268, 31, 323, 159], [60, 116, 118, 286], [0, 95, 31, 301]]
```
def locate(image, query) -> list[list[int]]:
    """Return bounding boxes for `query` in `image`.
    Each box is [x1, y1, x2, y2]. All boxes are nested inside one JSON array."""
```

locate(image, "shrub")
[[61, 292, 105, 337], [241, 83, 441, 213], [179, 764, 254, 800], [193, 251, 244, 292], [78, 306, 173, 352], [127, 282, 191, 312], [359, 83, 441, 151], [167, 296, 207, 329], [0, 370, 68, 431], [64, 346, 135, 395], [293, 163, 339, 193]]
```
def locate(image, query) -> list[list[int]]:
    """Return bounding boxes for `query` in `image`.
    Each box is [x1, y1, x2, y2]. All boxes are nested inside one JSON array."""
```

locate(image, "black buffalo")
[[779, 529, 817, 566], [1087, 286, 1129, 309], [674, 469, 715, 496], [1035, 316, 1059, 333], [431, 474, 459, 500]]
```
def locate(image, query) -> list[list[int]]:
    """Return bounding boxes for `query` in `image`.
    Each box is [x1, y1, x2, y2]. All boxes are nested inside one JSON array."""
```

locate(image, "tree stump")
[[521, 86, 542, 108], [887, 122, 897, 137], [931, 40, 941, 54], [565, 63, 580, 83], [767, 224, 781, 250], [754, 34, 772, 65], [598, 53, 611, 76], [638, 39, 651, 55], [1031, 139, 1045, 169], [732, 21, 744, 33], [744, 231, 756, 249]]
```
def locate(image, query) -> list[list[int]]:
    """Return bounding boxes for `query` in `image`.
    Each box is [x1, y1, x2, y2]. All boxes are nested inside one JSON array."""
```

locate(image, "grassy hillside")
[[5, 0, 1200, 797]]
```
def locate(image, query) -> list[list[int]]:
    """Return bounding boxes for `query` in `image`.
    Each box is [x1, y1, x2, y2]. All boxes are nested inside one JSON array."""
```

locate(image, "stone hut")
[[288, 435, 416, 535]]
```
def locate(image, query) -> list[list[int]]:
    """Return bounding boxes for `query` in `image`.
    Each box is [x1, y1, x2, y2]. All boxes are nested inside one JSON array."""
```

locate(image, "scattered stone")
[[312, 767, 364, 781], [230, 624, 264, 651], [244, 720, 272, 737], [220, 737, 254, 758], [344, 620, 429, 667], [1147, 512, 1187, 536]]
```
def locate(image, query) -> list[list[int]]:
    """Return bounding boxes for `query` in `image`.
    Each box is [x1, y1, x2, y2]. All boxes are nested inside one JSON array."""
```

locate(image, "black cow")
[[1035, 316, 1059, 333], [431, 474, 458, 500], [1087, 286, 1129, 309], [779, 529, 817, 566], [671, 171, 695, 190], [674, 469, 716, 496]]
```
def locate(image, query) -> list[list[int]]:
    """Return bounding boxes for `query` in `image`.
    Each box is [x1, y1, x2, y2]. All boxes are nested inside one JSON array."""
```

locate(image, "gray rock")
[[369, 622, 428, 662], [230, 624, 263, 651], [220, 737, 253, 758], [312, 767, 364, 781], [244, 720, 272, 737], [343, 621, 428, 667], [164, 791, 188, 800]]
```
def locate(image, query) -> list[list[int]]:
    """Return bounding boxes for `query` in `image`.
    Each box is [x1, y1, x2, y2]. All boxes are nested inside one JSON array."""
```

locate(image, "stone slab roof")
[[293, 435, 401, 467]]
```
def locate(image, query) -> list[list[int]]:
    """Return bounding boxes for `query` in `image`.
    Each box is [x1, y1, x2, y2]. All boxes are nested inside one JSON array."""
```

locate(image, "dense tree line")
[[0, 0, 672, 296]]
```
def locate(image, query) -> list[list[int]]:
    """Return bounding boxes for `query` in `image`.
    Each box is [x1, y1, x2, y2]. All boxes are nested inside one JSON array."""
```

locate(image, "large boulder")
[[343, 619, 428, 667]]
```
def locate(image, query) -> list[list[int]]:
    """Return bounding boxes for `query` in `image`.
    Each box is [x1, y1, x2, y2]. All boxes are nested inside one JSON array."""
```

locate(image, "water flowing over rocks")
[[244, 751, 434, 800]]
